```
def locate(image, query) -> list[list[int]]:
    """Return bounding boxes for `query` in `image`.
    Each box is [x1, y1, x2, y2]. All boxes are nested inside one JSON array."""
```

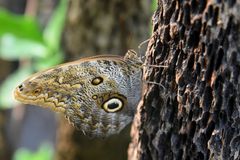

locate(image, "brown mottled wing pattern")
[[14, 51, 142, 137]]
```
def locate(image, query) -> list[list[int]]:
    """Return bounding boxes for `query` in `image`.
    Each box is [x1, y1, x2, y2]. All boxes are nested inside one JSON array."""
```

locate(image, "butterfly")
[[14, 50, 143, 137]]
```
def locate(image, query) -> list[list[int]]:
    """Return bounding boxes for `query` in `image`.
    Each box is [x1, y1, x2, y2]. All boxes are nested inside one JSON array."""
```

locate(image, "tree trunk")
[[55, 0, 151, 160], [129, 0, 240, 160]]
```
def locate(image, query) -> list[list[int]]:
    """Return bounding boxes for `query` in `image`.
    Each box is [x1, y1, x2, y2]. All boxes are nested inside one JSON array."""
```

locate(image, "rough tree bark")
[[129, 0, 240, 160], [55, 0, 151, 160]]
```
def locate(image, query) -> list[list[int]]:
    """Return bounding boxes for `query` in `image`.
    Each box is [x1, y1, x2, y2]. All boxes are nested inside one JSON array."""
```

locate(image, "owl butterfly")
[[14, 50, 144, 137]]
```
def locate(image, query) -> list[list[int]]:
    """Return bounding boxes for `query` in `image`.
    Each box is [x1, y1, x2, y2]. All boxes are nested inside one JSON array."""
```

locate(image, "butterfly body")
[[14, 50, 142, 137]]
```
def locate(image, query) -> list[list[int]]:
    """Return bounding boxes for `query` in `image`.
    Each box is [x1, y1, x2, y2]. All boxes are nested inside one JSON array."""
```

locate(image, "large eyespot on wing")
[[94, 93, 127, 113], [102, 98, 123, 113]]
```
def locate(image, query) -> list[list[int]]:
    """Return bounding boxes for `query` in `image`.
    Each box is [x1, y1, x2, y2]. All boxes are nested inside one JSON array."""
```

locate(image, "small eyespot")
[[33, 88, 41, 94], [91, 77, 103, 85], [102, 98, 123, 113], [18, 84, 23, 91], [92, 95, 98, 100]]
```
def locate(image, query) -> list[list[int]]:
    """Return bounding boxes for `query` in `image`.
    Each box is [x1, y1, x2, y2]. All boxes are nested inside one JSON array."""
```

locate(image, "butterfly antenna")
[[138, 32, 158, 51], [142, 64, 168, 68], [138, 38, 150, 50], [142, 80, 166, 90], [137, 38, 151, 60]]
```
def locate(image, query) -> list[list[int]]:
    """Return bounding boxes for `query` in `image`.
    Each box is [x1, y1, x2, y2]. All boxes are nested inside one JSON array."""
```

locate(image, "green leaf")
[[43, 0, 68, 51], [13, 143, 54, 160], [0, 8, 43, 42], [0, 66, 33, 109], [0, 34, 49, 60], [151, 0, 158, 12]]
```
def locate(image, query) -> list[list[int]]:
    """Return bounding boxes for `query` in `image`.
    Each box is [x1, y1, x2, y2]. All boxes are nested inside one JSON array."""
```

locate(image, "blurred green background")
[[0, 0, 155, 159]]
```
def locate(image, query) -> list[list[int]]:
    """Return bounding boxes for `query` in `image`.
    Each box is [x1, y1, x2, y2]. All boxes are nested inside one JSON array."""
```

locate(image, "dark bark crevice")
[[129, 0, 240, 159]]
